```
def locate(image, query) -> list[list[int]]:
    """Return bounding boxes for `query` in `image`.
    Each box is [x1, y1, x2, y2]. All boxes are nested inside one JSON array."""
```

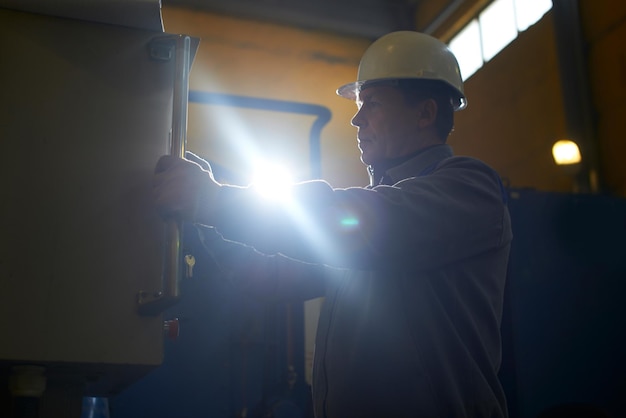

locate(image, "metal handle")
[[138, 35, 191, 316]]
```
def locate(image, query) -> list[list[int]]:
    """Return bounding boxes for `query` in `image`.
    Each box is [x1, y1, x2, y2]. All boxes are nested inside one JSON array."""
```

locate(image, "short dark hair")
[[396, 79, 456, 141]]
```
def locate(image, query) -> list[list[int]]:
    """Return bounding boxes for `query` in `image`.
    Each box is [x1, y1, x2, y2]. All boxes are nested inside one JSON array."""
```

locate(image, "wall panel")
[[162, 6, 371, 188], [450, 13, 571, 192]]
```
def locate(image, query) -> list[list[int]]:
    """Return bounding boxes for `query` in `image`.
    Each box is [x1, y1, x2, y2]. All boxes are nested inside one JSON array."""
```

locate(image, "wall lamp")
[[552, 139, 583, 192], [552, 139, 582, 166]]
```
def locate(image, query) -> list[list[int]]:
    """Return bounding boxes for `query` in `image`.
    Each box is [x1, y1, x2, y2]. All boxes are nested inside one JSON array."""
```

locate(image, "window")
[[448, 0, 552, 80], [516, 0, 553, 31], [480, 0, 517, 62], [449, 21, 483, 80]]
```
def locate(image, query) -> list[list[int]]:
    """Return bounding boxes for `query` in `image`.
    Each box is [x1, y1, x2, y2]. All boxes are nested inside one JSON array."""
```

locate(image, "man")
[[154, 31, 512, 418]]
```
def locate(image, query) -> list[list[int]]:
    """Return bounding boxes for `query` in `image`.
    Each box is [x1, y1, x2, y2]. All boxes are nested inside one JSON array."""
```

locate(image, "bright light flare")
[[251, 162, 295, 201]]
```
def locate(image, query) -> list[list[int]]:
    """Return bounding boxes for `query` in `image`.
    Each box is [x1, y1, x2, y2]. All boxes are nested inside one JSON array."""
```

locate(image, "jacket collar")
[[368, 144, 454, 186]]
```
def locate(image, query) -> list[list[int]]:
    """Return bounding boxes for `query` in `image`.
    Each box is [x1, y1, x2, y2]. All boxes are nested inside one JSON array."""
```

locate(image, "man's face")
[[352, 84, 423, 166]]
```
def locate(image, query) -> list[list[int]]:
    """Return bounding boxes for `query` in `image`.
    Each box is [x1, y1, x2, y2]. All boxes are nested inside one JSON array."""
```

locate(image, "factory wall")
[[162, 2, 626, 197], [162, 6, 371, 188], [449, 13, 570, 192]]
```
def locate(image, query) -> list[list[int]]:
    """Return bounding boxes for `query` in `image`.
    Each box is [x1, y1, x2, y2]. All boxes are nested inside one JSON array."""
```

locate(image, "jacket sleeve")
[[208, 157, 511, 270], [196, 225, 328, 301]]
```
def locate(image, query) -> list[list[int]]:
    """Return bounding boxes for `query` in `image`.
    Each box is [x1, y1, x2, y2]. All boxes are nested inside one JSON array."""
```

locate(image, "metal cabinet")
[[0, 7, 196, 416]]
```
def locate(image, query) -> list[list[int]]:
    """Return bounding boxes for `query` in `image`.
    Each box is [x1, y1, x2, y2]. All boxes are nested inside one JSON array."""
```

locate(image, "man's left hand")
[[153, 155, 221, 224]]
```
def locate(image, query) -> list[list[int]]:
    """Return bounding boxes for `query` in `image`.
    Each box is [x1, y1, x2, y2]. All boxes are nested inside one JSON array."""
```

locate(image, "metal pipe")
[[552, 0, 601, 193], [188, 91, 332, 179], [421, 0, 465, 35]]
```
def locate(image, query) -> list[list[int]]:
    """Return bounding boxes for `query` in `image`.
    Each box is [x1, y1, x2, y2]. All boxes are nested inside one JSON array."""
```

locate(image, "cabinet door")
[[0, 8, 188, 393]]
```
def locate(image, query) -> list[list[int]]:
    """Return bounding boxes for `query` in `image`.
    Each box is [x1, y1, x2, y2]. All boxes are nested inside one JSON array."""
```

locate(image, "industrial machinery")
[[0, 3, 198, 416]]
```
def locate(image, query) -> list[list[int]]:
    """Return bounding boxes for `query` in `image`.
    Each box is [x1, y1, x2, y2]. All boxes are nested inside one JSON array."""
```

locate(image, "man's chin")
[[361, 156, 382, 168], [360, 151, 375, 167]]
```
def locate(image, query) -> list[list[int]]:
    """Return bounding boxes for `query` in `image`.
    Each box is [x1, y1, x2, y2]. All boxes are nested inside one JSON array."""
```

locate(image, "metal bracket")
[[148, 38, 175, 62], [137, 34, 191, 316]]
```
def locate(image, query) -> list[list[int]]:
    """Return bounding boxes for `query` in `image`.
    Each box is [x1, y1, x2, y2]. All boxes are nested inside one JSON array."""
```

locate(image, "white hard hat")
[[337, 31, 467, 110]]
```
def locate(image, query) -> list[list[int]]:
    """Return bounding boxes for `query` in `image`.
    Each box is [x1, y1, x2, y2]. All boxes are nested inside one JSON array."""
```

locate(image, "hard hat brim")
[[336, 79, 467, 111], [336, 81, 360, 100], [336, 79, 405, 100]]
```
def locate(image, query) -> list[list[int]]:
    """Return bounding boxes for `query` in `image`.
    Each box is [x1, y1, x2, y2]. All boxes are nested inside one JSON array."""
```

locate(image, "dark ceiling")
[[163, 0, 424, 39]]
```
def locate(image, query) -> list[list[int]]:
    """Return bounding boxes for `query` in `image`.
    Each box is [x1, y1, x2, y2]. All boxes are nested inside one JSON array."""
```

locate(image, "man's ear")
[[417, 99, 438, 129]]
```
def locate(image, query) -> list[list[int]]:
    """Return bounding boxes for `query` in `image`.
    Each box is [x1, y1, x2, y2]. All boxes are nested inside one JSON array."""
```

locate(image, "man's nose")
[[351, 108, 365, 127]]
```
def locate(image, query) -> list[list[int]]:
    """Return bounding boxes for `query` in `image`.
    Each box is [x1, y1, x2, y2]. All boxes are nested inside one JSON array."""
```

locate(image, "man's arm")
[[195, 225, 328, 302], [204, 158, 510, 270], [154, 155, 510, 271]]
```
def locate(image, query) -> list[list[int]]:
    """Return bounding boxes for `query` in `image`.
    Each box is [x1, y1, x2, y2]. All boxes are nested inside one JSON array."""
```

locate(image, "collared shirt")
[[369, 144, 454, 186]]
